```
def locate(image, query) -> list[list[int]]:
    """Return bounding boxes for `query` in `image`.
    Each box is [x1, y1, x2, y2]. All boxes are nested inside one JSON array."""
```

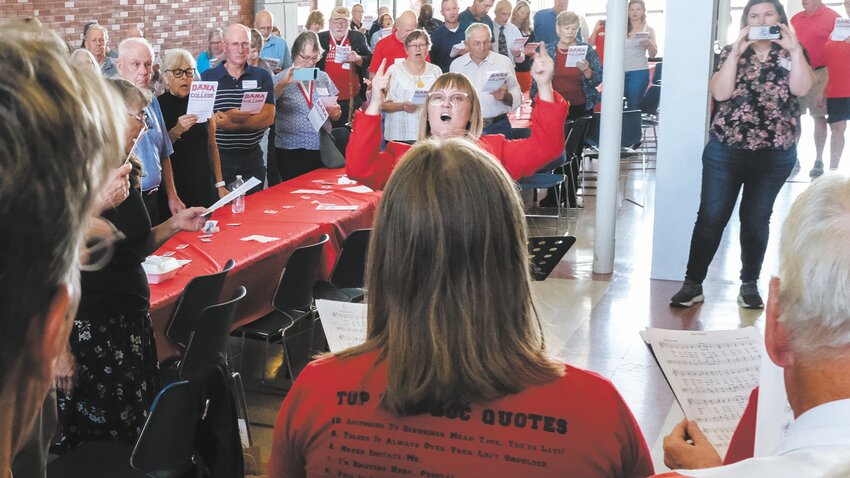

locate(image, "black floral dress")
[[57, 188, 159, 448]]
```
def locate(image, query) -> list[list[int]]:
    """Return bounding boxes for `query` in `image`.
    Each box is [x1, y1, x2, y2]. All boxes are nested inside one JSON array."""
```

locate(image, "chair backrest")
[[527, 236, 577, 281], [640, 84, 661, 116], [651, 61, 662, 85], [330, 229, 372, 289], [131, 380, 200, 477], [179, 286, 247, 379], [166, 259, 236, 350], [273, 234, 329, 313], [586, 111, 642, 149], [565, 116, 592, 162]]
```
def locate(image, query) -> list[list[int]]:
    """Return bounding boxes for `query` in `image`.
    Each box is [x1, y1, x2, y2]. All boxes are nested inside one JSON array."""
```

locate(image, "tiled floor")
[[238, 114, 838, 474]]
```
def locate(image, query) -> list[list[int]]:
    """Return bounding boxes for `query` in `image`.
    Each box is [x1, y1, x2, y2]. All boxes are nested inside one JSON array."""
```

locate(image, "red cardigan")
[[345, 93, 569, 190]]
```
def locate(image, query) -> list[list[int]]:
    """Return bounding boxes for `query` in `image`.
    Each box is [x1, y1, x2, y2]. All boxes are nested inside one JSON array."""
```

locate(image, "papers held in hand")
[[565, 45, 588, 67], [318, 95, 339, 107], [510, 36, 529, 52], [316, 300, 367, 352], [450, 41, 466, 57], [203, 176, 262, 217], [482, 71, 509, 92], [833, 18, 850, 41], [631, 31, 650, 47], [187, 81, 218, 122], [240, 92, 267, 114]]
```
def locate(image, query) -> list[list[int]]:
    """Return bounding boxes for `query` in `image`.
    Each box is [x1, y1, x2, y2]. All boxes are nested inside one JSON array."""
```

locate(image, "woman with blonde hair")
[[346, 48, 569, 190], [269, 139, 653, 477], [623, 0, 657, 109], [511, 0, 536, 92]]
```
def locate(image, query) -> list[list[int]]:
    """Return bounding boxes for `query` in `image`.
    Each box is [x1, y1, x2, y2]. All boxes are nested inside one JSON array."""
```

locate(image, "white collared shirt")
[[668, 399, 850, 477], [491, 21, 525, 63], [449, 51, 521, 119]]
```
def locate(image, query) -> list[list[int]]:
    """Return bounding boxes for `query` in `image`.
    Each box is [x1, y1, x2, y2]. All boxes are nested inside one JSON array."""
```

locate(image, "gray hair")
[[291, 30, 324, 59], [162, 48, 197, 72], [778, 174, 850, 358], [70, 48, 99, 73], [118, 36, 154, 59], [84, 22, 108, 40], [465, 22, 492, 40]]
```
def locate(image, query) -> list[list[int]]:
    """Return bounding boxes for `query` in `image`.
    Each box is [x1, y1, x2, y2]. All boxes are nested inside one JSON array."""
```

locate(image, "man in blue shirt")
[[458, 0, 494, 33], [117, 37, 184, 224], [533, 0, 582, 46], [430, 0, 468, 72], [255, 10, 291, 73], [201, 24, 275, 194]]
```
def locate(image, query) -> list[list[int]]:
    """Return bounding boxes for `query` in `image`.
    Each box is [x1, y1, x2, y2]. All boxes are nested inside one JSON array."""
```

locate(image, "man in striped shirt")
[[201, 23, 275, 194]]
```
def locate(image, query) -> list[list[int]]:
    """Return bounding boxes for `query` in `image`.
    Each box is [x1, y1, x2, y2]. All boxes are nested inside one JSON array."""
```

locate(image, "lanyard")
[[330, 33, 349, 49], [297, 80, 313, 109]]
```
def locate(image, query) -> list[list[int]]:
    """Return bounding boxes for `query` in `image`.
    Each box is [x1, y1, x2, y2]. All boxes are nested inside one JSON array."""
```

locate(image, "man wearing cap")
[[318, 6, 372, 127]]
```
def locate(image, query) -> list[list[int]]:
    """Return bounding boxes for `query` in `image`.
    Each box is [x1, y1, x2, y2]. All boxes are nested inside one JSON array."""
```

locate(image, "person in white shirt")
[[655, 173, 850, 478], [492, 0, 526, 65], [383, 30, 443, 142], [450, 23, 521, 136]]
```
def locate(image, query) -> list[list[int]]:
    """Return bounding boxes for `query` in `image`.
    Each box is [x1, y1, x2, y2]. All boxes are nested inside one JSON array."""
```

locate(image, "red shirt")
[[345, 93, 569, 190], [791, 5, 840, 68], [268, 350, 654, 478], [369, 31, 430, 73], [324, 35, 358, 101], [553, 49, 587, 106], [825, 40, 850, 98]]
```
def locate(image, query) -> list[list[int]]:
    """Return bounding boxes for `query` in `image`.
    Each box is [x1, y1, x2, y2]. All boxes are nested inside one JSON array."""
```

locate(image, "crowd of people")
[[2, 0, 850, 477]]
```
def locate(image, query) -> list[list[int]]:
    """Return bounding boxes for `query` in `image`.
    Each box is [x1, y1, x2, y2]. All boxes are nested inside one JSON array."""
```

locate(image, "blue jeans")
[[685, 138, 797, 283], [624, 69, 650, 110], [483, 115, 513, 137], [220, 146, 266, 195]]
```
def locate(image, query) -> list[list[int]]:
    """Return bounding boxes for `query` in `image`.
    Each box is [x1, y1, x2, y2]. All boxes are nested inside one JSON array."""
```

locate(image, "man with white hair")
[[318, 6, 371, 127], [450, 23, 521, 136], [255, 10, 291, 72], [655, 175, 850, 477], [82, 23, 117, 77], [117, 37, 184, 224], [369, 10, 422, 74], [492, 0, 526, 64], [201, 23, 275, 194]]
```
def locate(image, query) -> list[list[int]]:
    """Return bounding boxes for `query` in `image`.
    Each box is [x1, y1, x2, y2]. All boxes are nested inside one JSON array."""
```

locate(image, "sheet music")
[[316, 300, 367, 352], [644, 327, 764, 459], [754, 348, 794, 457]]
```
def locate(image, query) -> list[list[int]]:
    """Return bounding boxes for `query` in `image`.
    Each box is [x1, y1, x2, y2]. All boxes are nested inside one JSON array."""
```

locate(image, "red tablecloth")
[[149, 168, 382, 361]]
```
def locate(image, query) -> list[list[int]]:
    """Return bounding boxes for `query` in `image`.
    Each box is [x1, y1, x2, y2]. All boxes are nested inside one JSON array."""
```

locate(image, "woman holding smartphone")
[[273, 31, 342, 181], [670, 0, 813, 309]]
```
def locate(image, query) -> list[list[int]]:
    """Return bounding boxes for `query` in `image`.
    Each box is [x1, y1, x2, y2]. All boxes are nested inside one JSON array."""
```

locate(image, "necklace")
[[404, 61, 427, 87]]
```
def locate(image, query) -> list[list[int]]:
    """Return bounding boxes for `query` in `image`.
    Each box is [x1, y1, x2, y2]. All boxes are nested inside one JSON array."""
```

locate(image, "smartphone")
[[749, 25, 781, 41], [293, 67, 319, 81]]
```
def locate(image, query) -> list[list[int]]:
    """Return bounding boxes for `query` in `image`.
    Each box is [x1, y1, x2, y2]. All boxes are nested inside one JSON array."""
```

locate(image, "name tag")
[[242, 80, 258, 89], [316, 87, 330, 96], [779, 57, 791, 71]]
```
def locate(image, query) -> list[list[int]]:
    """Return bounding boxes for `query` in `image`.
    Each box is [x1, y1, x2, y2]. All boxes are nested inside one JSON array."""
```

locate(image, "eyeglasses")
[[298, 53, 320, 62], [406, 42, 429, 50], [210, 40, 223, 46], [165, 68, 196, 78], [427, 92, 468, 106], [227, 41, 250, 50], [128, 110, 149, 125], [79, 218, 126, 272]]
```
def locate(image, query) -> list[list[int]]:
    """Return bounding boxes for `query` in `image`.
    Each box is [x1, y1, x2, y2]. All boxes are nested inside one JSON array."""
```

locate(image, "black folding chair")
[[179, 286, 247, 379], [313, 229, 371, 303], [166, 259, 236, 351], [527, 236, 577, 281]]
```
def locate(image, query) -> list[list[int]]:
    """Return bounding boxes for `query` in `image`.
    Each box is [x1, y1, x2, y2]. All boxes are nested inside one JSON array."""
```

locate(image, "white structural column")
[[649, 0, 716, 280], [592, 0, 627, 274]]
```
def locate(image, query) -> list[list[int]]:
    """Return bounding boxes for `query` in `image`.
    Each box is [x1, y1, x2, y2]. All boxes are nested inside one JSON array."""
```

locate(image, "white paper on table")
[[644, 326, 763, 460], [308, 99, 329, 132], [318, 95, 338, 107], [410, 89, 429, 105], [291, 189, 332, 195], [754, 350, 794, 457], [203, 176, 261, 216], [334, 45, 352, 63], [186, 81, 218, 122], [239, 235, 280, 243], [482, 70, 509, 92], [450, 41, 467, 57], [510, 36, 529, 52], [343, 185, 374, 193], [565, 45, 588, 67], [240, 92, 267, 114], [316, 300, 367, 352], [832, 18, 850, 41], [337, 176, 355, 185], [316, 204, 359, 211], [631, 31, 650, 47]]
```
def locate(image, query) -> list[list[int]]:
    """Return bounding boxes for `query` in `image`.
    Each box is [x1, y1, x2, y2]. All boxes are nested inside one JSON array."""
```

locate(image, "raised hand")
[[530, 41, 555, 102], [365, 59, 392, 115]]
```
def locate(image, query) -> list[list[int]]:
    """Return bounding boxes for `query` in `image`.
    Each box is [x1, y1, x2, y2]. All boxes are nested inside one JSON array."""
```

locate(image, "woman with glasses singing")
[[381, 29, 442, 143], [158, 49, 228, 207], [346, 44, 568, 191], [56, 78, 208, 449], [272, 31, 343, 181]]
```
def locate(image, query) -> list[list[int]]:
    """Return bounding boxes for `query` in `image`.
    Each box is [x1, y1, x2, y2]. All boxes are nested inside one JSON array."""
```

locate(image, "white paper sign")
[[319, 95, 339, 107], [291, 189, 332, 195], [334, 45, 352, 63], [631, 31, 650, 46], [342, 185, 374, 193], [510, 36, 529, 52], [240, 92, 267, 114], [565, 45, 588, 67], [308, 99, 329, 132], [316, 300, 367, 352], [203, 176, 261, 216], [832, 18, 850, 41], [410, 89, 429, 105], [186, 81, 218, 122], [381, 27, 393, 39], [362, 15, 375, 31], [483, 71, 509, 92], [450, 41, 467, 57]]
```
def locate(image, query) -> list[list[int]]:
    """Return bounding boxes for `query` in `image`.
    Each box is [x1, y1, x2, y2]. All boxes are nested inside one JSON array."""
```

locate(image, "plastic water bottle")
[[231, 175, 245, 214]]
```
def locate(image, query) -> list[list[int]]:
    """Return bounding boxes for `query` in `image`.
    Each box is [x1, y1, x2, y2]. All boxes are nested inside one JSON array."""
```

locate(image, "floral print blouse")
[[709, 44, 801, 151]]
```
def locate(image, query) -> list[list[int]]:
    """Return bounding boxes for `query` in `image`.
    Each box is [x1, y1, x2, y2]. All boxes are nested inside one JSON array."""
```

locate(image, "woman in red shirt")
[[345, 45, 568, 191]]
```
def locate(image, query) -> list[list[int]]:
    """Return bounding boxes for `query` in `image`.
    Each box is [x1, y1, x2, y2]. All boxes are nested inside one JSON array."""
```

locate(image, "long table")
[[149, 168, 382, 361]]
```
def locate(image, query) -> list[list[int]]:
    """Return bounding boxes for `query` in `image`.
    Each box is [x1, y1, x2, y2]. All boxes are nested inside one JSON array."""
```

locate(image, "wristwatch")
[[215, 181, 226, 188]]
